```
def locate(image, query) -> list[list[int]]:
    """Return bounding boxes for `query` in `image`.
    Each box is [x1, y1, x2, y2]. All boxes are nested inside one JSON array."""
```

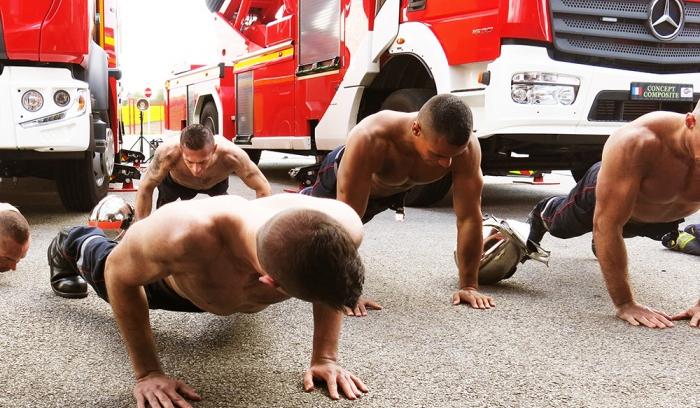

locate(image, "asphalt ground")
[[0, 150, 698, 407]]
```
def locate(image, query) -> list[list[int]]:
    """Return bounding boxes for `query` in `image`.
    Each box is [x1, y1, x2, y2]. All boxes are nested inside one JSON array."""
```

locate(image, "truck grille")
[[589, 91, 700, 122], [550, 0, 700, 72]]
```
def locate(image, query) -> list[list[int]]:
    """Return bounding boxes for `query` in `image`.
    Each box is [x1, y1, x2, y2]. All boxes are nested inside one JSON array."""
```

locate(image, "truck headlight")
[[54, 90, 71, 107], [511, 72, 580, 105], [22, 90, 44, 112]]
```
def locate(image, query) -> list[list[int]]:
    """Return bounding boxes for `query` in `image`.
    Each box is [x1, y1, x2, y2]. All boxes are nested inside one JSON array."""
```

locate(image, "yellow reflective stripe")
[[677, 232, 696, 250], [105, 36, 115, 46], [233, 47, 294, 70]]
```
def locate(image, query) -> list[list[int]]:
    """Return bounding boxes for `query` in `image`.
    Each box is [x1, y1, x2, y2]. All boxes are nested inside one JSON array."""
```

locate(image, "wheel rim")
[[93, 128, 115, 187]]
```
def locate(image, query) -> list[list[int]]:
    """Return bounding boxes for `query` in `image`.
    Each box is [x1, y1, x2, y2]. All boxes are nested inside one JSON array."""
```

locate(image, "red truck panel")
[[403, 0, 551, 66], [40, 0, 89, 64], [0, 0, 55, 60], [0, 0, 88, 64]]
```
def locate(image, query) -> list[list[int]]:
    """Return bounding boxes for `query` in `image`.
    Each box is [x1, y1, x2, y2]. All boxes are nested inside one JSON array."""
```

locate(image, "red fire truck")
[[0, 0, 121, 210], [165, 0, 700, 205]]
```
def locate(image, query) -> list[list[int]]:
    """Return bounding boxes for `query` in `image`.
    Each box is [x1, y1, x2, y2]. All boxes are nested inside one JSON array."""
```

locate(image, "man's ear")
[[411, 121, 421, 137], [685, 112, 697, 129], [258, 274, 280, 288]]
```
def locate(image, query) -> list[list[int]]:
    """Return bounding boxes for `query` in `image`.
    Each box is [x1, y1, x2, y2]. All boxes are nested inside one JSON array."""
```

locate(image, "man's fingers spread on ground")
[[344, 374, 362, 397], [327, 375, 340, 400], [166, 389, 193, 408], [624, 315, 640, 326], [349, 373, 369, 393], [176, 383, 201, 401], [671, 311, 690, 321], [359, 303, 367, 316], [637, 315, 656, 328], [656, 314, 674, 328], [452, 293, 460, 305], [136, 394, 146, 408], [146, 394, 163, 408], [353, 306, 362, 316], [690, 314, 700, 327], [155, 390, 175, 408], [338, 376, 357, 400], [367, 300, 383, 310], [303, 371, 315, 392], [652, 309, 673, 320]]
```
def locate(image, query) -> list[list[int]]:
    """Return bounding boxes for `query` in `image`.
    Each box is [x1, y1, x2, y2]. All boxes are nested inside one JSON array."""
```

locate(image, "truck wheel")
[[571, 162, 596, 182], [381, 88, 449, 207], [201, 102, 218, 135], [245, 149, 262, 165], [56, 127, 114, 211]]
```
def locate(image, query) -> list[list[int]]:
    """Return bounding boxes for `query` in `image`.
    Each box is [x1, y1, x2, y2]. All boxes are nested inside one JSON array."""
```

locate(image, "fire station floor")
[[0, 151, 698, 408]]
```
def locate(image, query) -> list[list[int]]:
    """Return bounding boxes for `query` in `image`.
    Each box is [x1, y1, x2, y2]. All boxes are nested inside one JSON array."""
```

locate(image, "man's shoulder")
[[155, 141, 182, 163]]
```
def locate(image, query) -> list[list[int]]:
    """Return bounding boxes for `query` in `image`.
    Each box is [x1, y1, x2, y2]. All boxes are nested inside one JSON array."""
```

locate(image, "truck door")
[[234, 4, 296, 144]]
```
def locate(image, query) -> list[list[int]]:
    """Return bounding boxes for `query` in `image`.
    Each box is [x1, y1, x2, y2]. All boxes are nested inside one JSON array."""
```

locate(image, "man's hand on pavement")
[[452, 288, 495, 309], [134, 372, 201, 408], [616, 301, 674, 328], [303, 359, 368, 400], [344, 296, 383, 317], [671, 302, 700, 328]]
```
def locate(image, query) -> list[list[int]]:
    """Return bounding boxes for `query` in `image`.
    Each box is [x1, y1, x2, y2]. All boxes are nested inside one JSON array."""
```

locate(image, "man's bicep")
[[141, 149, 171, 188], [594, 162, 639, 226]]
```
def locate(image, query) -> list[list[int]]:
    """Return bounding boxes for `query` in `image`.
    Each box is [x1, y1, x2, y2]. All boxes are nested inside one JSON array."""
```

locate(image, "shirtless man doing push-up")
[[528, 103, 700, 329], [48, 194, 368, 406], [303, 94, 490, 314], [135, 124, 271, 220]]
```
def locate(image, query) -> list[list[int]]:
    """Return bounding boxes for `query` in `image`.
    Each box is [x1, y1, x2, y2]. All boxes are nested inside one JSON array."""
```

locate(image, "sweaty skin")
[[594, 109, 700, 329], [105, 194, 367, 407], [336, 110, 490, 315], [135, 135, 271, 219]]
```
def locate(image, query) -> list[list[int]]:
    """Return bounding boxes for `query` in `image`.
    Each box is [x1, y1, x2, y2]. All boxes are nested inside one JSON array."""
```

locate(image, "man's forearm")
[[594, 227, 634, 307], [456, 218, 483, 289], [246, 173, 272, 197], [107, 282, 162, 378], [134, 188, 154, 220], [311, 303, 341, 363]]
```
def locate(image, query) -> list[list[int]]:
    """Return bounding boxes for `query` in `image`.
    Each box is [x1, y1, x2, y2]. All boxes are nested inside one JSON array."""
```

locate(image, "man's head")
[[0, 205, 30, 272], [256, 209, 364, 310], [412, 94, 473, 168], [180, 124, 217, 177]]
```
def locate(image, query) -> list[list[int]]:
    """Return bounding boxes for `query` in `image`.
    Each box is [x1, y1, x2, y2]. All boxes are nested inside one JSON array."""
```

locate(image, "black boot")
[[526, 198, 551, 252], [48, 229, 88, 299]]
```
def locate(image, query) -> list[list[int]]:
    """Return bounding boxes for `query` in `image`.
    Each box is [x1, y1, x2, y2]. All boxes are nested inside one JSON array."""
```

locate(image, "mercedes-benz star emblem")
[[648, 0, 685, 41]]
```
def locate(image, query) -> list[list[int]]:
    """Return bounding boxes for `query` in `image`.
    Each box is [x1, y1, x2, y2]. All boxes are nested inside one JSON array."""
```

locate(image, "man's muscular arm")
[[450, 138, 492, 309], [134, 146, 174, 220], [222, 141, 272, 197], [336, 118, 386, 218], [105, 218, 203, 407], [303, 303, 368, 400], [593, 130, 674, 328]]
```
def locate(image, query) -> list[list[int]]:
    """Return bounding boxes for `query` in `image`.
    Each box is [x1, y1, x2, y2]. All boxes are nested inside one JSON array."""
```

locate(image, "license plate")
[[630, 82, 694, 101]]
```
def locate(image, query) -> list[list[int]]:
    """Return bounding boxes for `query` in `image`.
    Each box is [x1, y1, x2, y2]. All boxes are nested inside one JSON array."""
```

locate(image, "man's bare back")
[[110, 194, 362, 315], [605, 111, 700, 223]]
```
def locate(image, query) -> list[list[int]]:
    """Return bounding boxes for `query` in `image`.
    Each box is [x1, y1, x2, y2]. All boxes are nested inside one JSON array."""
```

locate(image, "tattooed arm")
[[134, 145, 176, 220]]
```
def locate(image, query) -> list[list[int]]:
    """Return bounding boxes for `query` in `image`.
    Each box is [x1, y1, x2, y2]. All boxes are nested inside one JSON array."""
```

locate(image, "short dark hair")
[[0, 209, 29, 244], [418, 94, 473, 146], [180, 124, 214, 150], [256, 209, 364, 310]]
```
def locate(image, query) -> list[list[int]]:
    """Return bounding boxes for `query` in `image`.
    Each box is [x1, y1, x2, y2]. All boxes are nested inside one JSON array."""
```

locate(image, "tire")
[[56, 126, 114, 211], [380, 88, 450, 207], [380, 88, 435, 113], [200, 102, 219, 135], [245, 149, 262, 165], [571, 162, 596, 182]]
